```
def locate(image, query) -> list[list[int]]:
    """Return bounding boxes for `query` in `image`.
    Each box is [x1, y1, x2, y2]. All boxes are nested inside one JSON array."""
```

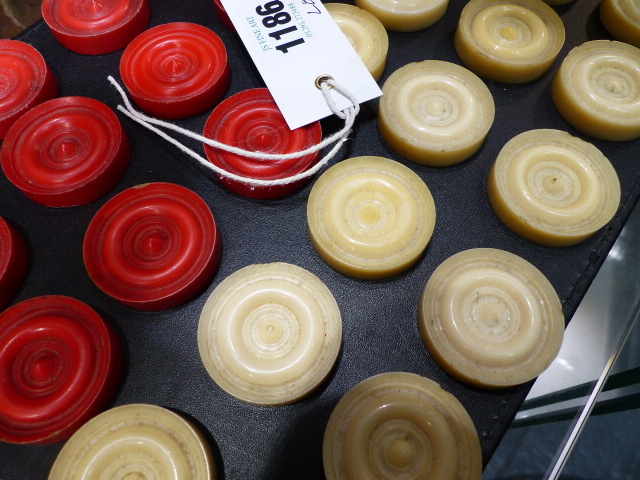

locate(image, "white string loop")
[[107, 76, 360, 187]]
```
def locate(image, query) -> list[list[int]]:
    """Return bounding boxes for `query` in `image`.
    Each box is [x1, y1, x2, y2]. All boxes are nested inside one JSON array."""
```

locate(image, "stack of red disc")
[[213, 0, 234, 30], [41, 0, 151, 55], [83, 182, 223, 311], [1, 96, 130, 207], [120, 22, 231, 119], [0, 40, 57, 140], [203, 88, 323, 199], [0, 296, 122, 444], [0, 218, 28, 312]]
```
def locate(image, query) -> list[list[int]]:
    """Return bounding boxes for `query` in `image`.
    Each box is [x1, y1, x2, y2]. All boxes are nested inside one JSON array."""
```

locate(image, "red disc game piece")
[[83, 182, 222, 311], [0, 40, 57, 140], [41, 0, 151, 55], [0, 218, 28, 311], [120, 22, 231, 119], [0, 295, 122, 444], [1, 96, 130, 207], [203, 88, 322, 199], [213, 0, 234, 31]]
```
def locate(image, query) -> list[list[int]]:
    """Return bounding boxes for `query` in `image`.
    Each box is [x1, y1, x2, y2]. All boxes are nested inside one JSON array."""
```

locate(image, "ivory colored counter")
[[488, 129, 621, 246], [355, 0, 449, 32], [455, 0, 565, 83], [599, 0, 640, 48], [325, 3, 388, 81], [323, 372, 482, 480], [552, 40, 640, 141], [198, 262, 342, 405], [378, 60, 495, 166], [419, 248, 565, 388], [48, 404, 215, 480], [307, 156, 436, 279]]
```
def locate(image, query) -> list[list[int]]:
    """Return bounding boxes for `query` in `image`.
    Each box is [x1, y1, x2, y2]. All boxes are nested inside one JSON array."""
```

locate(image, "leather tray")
[[1, 0, 639, 478]]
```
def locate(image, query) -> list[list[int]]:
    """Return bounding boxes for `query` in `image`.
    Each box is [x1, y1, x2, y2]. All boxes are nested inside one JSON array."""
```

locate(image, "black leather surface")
[[1, 0, 639, 478]]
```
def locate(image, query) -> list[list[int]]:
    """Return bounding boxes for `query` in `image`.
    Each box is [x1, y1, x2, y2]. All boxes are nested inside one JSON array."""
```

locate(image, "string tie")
[[107, 76, 360, 187]]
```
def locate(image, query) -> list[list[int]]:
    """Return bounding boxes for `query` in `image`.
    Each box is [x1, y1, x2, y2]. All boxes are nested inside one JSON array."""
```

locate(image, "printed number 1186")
[[256, 1, 305, 53]]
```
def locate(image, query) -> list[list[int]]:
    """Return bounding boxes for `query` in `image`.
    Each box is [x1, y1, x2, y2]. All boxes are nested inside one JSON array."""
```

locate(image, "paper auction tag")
[[220, 0, 382, 129]]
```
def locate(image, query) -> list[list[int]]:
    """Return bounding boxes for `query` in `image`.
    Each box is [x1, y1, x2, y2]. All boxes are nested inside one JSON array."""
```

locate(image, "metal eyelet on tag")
[[315, 75, 334, 90]]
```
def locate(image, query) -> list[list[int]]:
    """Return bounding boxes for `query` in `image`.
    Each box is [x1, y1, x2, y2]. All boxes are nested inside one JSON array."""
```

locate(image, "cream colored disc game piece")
[[600, 0, 640, 49], [379, 60, 495, 166], [419, 248, 565, 388], [198, 262, 342, 405], [455, 0, 565, 83], [325, 3, 389, 81], [323, 372, 482, 480], [355, 0, 449, 32], [552, 40, 640, 141], [307, 156, 436, 279], [488, 129, 621, 246], [48, 404, 215, 480]]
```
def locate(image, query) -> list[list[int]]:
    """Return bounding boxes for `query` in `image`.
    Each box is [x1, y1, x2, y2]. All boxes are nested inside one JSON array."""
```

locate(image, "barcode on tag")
[[219, 0, 382, 129]]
